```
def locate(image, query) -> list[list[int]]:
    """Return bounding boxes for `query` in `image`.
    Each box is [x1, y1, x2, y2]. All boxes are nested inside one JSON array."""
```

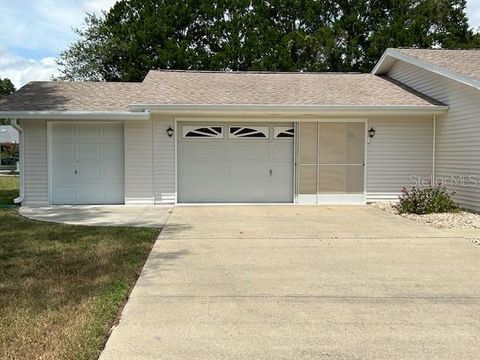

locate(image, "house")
[[0, 48, 478, 211], [0, 125, 19, 170]]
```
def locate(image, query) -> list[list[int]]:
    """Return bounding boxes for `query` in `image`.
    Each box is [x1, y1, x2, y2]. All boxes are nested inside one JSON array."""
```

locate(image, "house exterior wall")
[[22, 119, 49, 206], [388, 60, 480, 211], [18, 114, 434, 206], [366, 115, 433, 201], [152, 113, 176, 204], [124, 119, 154, 204]]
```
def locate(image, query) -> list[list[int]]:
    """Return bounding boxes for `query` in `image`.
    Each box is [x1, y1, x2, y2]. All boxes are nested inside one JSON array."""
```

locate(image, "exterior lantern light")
[[368, 127, 376, 138], [166, 126, 174, 137]]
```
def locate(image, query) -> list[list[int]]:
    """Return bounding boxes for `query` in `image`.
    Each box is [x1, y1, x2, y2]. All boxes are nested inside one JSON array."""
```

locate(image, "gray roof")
[[140, 71, 441, 107], [396, 48, 480, 82], [0, 82, 142, 112], [0, 71, 443, 112], [0, 126, 19, 144]]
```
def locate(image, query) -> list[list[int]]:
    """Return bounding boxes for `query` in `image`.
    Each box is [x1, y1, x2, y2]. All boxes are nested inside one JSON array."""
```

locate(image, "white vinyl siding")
[[388, 60, 480, 211], [22, 119, 48, 206], [153, 114, 176, 204], [366, 116, 433, 202], [125, 120, 154, 204]]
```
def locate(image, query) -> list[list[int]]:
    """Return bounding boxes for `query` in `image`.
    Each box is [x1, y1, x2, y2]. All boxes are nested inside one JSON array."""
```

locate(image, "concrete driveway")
[[100, 206, 480, 359], [20, 205, 172, 228]]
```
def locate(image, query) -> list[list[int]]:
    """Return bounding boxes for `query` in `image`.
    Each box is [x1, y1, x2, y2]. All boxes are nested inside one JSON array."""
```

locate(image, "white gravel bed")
[[370, 202, 480, 229]]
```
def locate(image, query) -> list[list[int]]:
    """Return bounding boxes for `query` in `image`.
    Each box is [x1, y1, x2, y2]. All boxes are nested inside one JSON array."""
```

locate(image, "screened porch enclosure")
[[296, 121, 366, 204]]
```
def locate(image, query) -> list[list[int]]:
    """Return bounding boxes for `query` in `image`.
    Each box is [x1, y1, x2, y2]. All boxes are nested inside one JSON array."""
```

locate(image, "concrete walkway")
[[20, 205, 172, 228], [100, 206, 480, 359]]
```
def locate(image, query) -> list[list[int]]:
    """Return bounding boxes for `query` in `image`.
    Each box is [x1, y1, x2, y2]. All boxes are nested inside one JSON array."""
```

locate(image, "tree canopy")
[[0, 78, 16, 125], [0, 78, 15, 97], [59, 0, 480, 82]]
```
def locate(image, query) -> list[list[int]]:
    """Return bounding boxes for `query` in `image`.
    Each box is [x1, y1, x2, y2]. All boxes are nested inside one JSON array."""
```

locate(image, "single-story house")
[[0, 48, 478, 211], [0, 125, 19, 170]]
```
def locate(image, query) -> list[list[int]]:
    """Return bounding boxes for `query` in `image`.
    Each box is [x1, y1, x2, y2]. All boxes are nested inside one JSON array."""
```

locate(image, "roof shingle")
[[0, 70, 443, 112], [396, 48, 480, 82]]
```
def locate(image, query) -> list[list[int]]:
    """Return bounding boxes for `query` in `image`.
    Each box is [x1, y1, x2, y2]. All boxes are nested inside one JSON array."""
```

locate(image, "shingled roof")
[[396, 48, 480, 82], [0, 82, 142, 112], [0, 71, 443, 113]]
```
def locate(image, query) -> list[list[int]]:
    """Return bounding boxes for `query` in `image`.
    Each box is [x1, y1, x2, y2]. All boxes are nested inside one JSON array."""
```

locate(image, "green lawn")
[[0, 177, 159, 359], [0, 175, 19, 206]]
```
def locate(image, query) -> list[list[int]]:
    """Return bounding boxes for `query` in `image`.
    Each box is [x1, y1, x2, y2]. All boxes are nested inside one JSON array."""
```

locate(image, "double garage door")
[[50, 123, 124, 204], [178, 123, 294, 203]]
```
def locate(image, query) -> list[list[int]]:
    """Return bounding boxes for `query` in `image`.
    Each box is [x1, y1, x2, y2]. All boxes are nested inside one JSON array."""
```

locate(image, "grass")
[[0, 177, 160, 359], [0, 175, 19, 206]]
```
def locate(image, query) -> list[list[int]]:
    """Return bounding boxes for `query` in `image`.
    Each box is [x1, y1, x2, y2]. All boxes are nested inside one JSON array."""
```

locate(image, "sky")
[[1, 0, 480, 89]]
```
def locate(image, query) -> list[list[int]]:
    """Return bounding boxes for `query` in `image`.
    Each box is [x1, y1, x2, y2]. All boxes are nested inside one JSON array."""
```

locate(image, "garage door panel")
[[180, 182, 228, 202], [103, 184, 125, 203], [78, 163, 101, 181], [228, 163, 270, 179], [52, 125, 75, 139], [52, 143, 75, 161], [52, 186, 77, 203], [181, 162, 225, 179], [178, 123, 293, 203], [181, 142, 224, 161], [103, 125, 124, 139], [268, 162, 294, 179], [77, 143, 102, 160], [53, 164, 76, 183], [51, 123, 124, 204], [78, 125, 101, 140], [270, 143, 294, 160], [226, 181, 290, 202], [103, 163, 124, 179], [77, 186, 101, 202], [226, 142, 269, 160], [104, 144, 124, 160]]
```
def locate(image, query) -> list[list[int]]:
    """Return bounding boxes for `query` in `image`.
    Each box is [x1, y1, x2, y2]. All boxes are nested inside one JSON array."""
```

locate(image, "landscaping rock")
[[370, 202, 480, 229]]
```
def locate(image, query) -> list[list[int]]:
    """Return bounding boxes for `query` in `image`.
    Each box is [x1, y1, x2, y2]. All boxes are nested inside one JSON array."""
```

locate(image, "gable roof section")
[[373, 48, 480, 90], [0, 70, 446, 118], [138, 70, 441, 107]]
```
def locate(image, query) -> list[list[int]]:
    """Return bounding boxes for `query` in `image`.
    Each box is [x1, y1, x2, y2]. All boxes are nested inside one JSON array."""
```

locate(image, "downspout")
[[10, 119, 24, 204], [432, 114, 436, 186]]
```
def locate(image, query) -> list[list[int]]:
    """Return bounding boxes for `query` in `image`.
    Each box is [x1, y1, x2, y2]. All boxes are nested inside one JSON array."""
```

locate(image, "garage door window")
[[183, 126, 223, 138], [228, 126, 269, 139], [274, 127, 294, 138]]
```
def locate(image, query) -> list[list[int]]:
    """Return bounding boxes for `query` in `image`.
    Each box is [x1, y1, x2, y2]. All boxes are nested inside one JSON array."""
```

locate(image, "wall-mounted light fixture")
[[166, 126, 174, 137], [368, 127, 376, 138], [367, 127, 375, 144]]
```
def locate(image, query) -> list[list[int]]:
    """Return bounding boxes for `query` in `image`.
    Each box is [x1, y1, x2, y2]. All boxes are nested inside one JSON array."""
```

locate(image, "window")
[[274, 127, 294, 138], [228, 126, 269, 139], [183, 126, 223, 138]]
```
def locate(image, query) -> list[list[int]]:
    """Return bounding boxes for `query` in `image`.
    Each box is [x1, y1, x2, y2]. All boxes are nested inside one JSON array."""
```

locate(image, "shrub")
[[395, 186, 458, 215]]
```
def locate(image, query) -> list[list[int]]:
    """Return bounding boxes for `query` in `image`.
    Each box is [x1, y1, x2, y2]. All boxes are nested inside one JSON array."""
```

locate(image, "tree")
[[0, 78, 16, 125], [58, 0, 480, 81], [0, 78, 15, 97]]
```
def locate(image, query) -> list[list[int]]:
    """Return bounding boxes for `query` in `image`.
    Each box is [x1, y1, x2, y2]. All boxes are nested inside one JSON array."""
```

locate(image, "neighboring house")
[[0, 48, 477, 211], [0, 125, 19, 170]]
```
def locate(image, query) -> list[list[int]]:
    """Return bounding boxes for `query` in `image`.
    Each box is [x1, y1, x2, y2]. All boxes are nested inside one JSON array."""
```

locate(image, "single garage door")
[[178, 123, 294, 203], [50, 123, 124, 204]]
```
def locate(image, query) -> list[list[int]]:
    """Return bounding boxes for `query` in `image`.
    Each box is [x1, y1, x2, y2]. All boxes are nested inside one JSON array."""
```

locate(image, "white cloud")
[[0, 0, 478, 89], [84, 0, 118, 14], [0, 47, 60, 89], [0, 0, 118, 88], [467, 0, 480, 30]]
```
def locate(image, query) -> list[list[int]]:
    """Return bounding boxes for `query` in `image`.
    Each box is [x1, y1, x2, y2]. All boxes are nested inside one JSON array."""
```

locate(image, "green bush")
[[395, 186, 459, 215]]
